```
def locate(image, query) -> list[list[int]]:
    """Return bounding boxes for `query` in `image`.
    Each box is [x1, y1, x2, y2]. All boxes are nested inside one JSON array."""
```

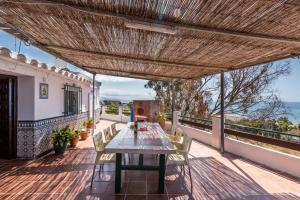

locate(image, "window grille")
[[63, 84, 82, 116]]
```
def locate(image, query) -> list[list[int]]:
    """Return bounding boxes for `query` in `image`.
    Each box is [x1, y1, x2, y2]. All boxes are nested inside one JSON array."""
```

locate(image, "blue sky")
[[0, 30, 299, 102]]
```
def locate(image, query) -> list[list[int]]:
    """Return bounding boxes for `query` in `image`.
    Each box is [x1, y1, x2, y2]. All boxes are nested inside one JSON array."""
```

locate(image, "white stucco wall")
[[100, 106, 130, 123], [33, 72, 91, 120], [0, 55, 96, 121], [224, 138, 300, 179], [18, 76, 35, 120]]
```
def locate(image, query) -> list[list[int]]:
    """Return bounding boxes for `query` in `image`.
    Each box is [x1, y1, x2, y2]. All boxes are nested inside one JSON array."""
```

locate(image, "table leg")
[[158, 154, 166, 193], [138, 154, 144, 166], [115, 153, 122, 193]]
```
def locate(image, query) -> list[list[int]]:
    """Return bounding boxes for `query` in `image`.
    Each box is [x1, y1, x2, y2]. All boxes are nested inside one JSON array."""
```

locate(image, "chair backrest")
[[175, 128, 183, 137], [93, 132, 105, 152], [111, 123, 117, 136], [182, 133, 192, 153], [104, 127, 111, 141]]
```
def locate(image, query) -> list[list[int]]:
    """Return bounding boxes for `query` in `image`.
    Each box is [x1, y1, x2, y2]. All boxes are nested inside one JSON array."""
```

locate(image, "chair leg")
[[180, 165, 183, 174], [99, 164, 103, 176], [91, 164, 97, 188], [183, 165, 186, 176], [123, 154, 126, 165], [128, 153, 131, 163], [187, 163, 193, 192]]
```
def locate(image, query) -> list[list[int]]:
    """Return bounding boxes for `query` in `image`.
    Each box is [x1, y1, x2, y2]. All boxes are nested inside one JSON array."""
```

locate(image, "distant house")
[[0, 47, 101, 159], [289, 129, 300, 134]]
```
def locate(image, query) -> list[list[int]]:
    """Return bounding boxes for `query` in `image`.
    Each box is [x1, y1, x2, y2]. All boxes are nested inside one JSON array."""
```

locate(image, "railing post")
[[212, 115, 221, 149], [119, 106, 123, 122], [172, 111, 181, 134]]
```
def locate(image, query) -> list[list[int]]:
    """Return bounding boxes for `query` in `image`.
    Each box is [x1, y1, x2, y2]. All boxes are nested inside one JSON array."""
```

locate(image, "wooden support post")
[[171, 82, 176, 125], [92, 73, 95, 136], [220, 72, 225, 154]]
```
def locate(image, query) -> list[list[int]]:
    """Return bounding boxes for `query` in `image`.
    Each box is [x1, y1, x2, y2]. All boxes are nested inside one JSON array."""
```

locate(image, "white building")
[[0, 47, 101, 158]]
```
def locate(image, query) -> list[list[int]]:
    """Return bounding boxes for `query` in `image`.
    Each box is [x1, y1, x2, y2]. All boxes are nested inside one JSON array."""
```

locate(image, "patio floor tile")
[[0, 120, 299, 200]]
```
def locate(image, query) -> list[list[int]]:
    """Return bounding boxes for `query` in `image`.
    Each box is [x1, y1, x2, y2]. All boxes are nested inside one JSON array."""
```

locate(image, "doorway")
[[0, 75, 17, 159]]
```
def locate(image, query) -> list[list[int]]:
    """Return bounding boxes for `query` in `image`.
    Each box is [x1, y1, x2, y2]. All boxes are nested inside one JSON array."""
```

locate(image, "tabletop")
[[105, 122, 176, 154]]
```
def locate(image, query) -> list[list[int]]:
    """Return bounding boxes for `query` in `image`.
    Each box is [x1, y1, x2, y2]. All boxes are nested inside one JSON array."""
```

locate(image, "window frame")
[[63, 84, 82, 116]]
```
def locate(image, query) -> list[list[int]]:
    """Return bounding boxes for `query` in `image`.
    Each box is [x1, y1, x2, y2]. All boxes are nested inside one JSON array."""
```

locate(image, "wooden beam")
[[87, 68, 173, 82], [228, 52, 300, 72], [46, 45, 225, 71], [4, 0, 300, 45], [82, 65, 186, 80]]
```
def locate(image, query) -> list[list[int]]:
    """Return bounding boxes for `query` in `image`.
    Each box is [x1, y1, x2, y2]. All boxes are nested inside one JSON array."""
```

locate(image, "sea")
[[284, 102, 300, 124], [101, 98, 300, 124]]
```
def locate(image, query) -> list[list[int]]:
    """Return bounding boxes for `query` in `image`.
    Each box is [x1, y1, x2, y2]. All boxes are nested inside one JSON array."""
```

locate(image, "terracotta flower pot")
[[69, 136, 80, 147], [80, 130, 89, 140], [86, 123, 93, 129], [158, 118, 166, 128]]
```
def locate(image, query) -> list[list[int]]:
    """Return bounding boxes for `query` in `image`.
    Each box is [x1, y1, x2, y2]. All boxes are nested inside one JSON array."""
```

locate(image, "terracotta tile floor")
[[1, 120, 300, 200]]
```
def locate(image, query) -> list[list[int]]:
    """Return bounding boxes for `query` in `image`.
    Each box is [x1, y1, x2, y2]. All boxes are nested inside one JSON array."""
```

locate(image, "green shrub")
[[106, 104, 119, 115], [122, 105, 131, 116], [51, 125, 72, 147]]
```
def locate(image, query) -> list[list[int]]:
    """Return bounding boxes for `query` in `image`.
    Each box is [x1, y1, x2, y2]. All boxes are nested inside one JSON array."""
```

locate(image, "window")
[[63, 84, 82, 116]]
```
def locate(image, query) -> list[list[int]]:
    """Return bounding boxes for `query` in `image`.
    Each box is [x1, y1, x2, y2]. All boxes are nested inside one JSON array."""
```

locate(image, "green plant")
[[157, 112, 166, 120], [122, 105, 131, 116], [83, 119, 93, 128], [106, 104, 119, 115], [51, 125, 72, 147], [69, 129, 80, 139]]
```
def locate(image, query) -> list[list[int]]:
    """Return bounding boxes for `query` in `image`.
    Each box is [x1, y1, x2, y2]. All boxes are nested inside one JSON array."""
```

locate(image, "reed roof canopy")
[[1, 0, 300, 81]]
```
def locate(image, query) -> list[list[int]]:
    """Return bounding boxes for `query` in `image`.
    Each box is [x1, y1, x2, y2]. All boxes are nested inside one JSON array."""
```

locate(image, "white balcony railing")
[[173, 111, 300, 179]]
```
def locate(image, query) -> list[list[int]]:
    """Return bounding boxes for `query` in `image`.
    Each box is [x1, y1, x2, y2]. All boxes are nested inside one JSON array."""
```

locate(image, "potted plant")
[[157, 112, 166, 128], [69, 129, 80, 147], [86, 119, 94, 129], [51, 125, 72, 155], [80, 121, 89, 140]]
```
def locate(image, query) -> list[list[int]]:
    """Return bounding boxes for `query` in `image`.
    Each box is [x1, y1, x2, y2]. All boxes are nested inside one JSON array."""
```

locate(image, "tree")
[[145, 62, 290, 119], [277, 117, 293, 132]]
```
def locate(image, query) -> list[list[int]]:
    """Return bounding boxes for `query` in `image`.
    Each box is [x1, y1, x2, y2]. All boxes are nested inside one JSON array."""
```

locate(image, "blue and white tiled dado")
[[17, 111, 97, 158]]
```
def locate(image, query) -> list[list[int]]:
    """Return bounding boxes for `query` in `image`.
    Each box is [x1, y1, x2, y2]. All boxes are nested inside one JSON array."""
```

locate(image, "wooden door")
[[0, 75, 17, 159]]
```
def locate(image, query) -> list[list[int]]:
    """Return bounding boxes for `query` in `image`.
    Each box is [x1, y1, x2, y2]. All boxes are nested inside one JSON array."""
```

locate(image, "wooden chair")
[[103, 127, 112, 146], [167, 133, 193, 192], [167, 127, 184, 147], [111, 123, 120, 138], [105, 125, 128, 163], [91, 132, 115, 188]]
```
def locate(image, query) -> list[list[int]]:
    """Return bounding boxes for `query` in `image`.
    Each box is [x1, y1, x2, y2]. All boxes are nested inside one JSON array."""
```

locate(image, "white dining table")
[[105, 122, 176, 194]]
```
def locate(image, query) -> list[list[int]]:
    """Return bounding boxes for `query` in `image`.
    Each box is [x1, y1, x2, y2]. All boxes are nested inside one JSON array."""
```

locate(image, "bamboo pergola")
[[1, 0, 300, 81]]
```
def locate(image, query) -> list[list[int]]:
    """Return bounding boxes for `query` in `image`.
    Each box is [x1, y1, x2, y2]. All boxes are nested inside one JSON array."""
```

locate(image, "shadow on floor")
[[0, 146, 300, 200]]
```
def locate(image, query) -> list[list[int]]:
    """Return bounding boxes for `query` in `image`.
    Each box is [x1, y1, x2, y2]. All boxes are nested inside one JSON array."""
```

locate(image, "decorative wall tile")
[[17, 108, 101, 158]]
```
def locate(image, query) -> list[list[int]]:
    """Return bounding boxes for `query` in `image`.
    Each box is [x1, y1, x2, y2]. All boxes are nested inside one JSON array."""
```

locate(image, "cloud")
[[101, 88, 155, 98]]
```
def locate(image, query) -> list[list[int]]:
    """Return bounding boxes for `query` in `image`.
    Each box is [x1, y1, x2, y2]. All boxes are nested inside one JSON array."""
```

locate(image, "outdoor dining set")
[[90, 121, 193, 194]]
